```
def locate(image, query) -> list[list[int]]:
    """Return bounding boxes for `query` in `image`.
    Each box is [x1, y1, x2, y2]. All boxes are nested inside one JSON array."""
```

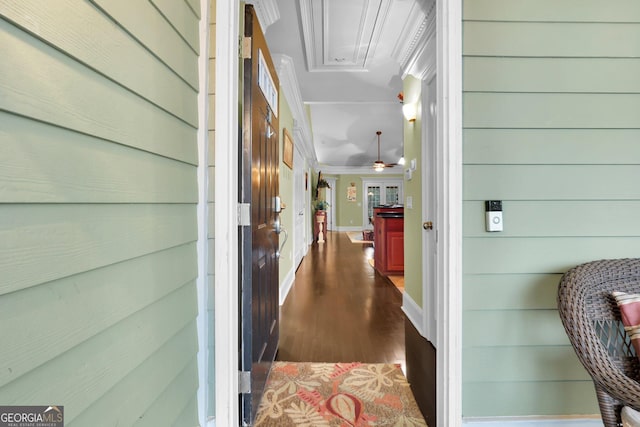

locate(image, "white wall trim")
[[437, 0, 463, 426], [279, 266, 295, 306], [196, 1, 212, 425], [402, 292, 425, 337], [273, 54, 317, 168], [462, 416, 601, 426], [322, 165, 403, 176], [214, 0, 240, 425], [336, 226, 364, 232]]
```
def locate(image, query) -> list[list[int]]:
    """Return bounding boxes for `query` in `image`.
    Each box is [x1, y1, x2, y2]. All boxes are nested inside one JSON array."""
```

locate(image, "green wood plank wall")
[[0, 1, 201, 425], [462, 0, 640, 418]]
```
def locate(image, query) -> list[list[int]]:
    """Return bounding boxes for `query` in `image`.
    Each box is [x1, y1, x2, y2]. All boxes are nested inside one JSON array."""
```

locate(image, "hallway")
[[276, 232, 406, 366]]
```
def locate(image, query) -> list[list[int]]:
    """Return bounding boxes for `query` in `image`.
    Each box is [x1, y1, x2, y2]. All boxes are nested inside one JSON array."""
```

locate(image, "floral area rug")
[[254, 362, 428, 426]]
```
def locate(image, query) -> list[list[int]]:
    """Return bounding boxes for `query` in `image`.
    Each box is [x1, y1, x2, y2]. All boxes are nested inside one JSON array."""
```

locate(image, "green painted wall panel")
[[463, 274, 561, 310], [333, 175, 364, 227], [464, 21, 640, 58], [0, 113, 197, 204], [0, 284, 198, 422], [0, 21, 198, 165], [464, 57, 640, 93], [464, 93, 640, 129], [402, 75, 424, 307], [133, 358, 199, 427], [92, 0, 199, 89], [463, 0, 640, 22], [464, 237, 640, 274], [464, 129, 640, 164], [464, 310, 569, 347], [150, 0, 199, 54], [330, 174, 402, 228], [464, 165, 640, 200], [0, 205, 197, 295], [67, 323, 198, 427], [0, 1, 198, 126], [463, 346, 590, 382], [463, 0, 640, 418], [464, 201, 640, 237], [0, 244, 196, 388], [279, 92, 294, 285], [463, 381, 599, 417], [185, 0, 201, 19], [0, 4, 201, 421], [173, 394, 200, 427]]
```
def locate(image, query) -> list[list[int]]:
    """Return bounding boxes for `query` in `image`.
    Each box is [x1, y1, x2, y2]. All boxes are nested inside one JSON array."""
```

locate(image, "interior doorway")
[[362, 178, 404, 229]]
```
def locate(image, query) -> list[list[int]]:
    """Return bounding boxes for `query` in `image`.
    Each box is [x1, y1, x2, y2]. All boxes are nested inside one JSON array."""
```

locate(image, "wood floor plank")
[[277, 232, 405, 365]]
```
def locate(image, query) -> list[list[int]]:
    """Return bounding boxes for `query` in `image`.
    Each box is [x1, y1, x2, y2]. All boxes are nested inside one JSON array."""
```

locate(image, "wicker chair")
[[558, 259, 640, 427]]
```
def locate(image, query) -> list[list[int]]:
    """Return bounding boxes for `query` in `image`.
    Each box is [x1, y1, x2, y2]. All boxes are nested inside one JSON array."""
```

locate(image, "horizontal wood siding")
[[0, 1, 200, 424], [463, 0, 640, 418]]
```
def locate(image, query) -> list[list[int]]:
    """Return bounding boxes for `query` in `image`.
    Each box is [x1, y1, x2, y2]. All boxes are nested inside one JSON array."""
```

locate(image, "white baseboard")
[[335, 226, 366, 232], [279, 266, 295, 305], [462, 416, 601, 427], [402, 291, 424, 336]]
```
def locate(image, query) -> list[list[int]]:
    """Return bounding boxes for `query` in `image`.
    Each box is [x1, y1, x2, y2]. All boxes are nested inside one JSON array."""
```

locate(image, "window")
[[362, 179, 403, 228]]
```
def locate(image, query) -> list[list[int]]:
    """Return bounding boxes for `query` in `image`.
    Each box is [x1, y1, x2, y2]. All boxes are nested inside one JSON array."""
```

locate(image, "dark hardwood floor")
[[276, 231, 405, 366]]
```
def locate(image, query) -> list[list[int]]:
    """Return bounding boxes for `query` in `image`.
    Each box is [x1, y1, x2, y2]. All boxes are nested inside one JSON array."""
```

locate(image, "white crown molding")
[[363, 0, 392, 68], [245, 0, 280, 30], [391, 0, 436, 79], [273, 54, 318, 168], [299, 0, 317, 71], [321, 165, 404, 176]]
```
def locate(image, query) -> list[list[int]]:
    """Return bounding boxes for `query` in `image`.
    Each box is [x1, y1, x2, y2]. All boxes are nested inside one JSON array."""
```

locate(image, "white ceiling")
[[253, 0, 433, 172]]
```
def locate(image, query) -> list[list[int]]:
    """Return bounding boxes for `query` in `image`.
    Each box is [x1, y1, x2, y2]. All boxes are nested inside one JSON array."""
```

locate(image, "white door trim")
[[421, 74, 438, 346], [211, 1, 463, 426], [214, 0, 240, 426], [436, 0, 463, 426]]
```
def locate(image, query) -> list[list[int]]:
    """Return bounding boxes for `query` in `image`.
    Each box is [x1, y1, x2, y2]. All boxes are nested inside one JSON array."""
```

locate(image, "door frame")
[[421, 73, 438, 346], [212, 1, 463, 426], [213, 0, 241, 425], [361, 178, 404, 229]]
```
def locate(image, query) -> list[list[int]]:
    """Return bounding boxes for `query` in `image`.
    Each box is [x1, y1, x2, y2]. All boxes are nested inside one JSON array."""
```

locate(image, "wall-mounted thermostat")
[[485, 200, 503, 232]]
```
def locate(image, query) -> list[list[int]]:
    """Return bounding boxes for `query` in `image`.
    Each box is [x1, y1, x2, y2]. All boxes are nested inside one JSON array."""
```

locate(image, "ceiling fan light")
[[373, 161, 385, 172]]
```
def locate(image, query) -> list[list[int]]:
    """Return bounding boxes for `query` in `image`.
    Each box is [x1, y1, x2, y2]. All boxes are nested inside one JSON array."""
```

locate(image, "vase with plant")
[[314, 200, 330, 211]]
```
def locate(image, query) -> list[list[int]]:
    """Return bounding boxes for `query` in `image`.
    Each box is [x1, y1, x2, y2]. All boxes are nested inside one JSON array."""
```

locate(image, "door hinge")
[[238, 203, 251, 226], [239, 370, 251, 394], [242, 36, 252, 59]]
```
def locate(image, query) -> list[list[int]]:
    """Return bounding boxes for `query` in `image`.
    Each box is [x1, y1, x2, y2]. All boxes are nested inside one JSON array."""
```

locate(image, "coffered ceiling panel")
[[300, 0, 389, 71], [262, 0, 433, 169]]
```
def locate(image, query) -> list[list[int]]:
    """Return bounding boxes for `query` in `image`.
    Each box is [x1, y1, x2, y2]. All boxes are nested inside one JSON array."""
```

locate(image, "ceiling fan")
[[372, 131, 397, 171]]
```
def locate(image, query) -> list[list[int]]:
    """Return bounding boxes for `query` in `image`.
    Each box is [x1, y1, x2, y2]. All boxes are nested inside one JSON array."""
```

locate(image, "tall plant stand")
[[315, 211, 327, 243]]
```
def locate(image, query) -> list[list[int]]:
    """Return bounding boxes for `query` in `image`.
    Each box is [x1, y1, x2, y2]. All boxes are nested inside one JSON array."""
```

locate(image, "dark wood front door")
[[239, 5, 280, 425]]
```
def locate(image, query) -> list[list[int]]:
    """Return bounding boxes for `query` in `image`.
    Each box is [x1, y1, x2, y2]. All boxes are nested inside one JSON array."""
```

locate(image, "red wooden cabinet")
[[373, 207, 404, 275]]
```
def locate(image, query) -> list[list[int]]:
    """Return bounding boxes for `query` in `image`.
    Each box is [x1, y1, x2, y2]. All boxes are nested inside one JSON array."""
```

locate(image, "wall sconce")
[[402, 102, 417, 123]]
